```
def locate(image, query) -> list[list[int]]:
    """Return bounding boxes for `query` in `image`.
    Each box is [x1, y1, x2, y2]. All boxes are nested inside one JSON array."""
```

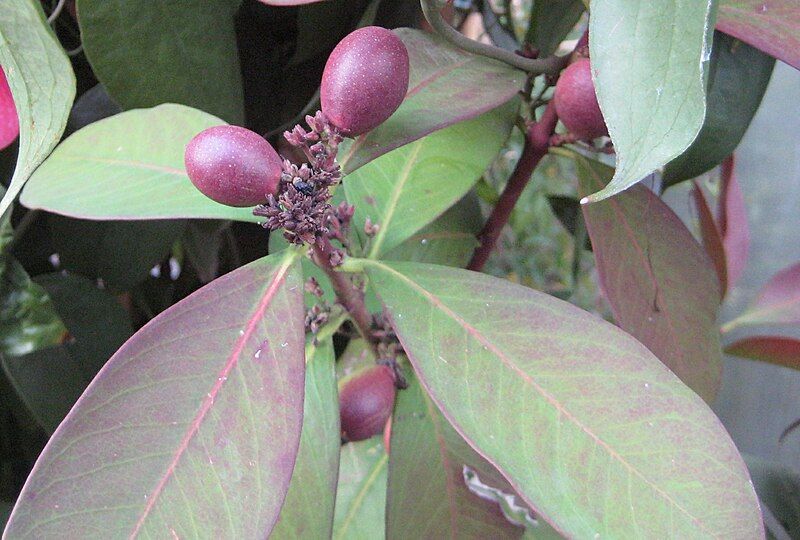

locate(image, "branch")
[[467, 101, 559, 271], [420, 0, 567, 75], [310, 236, 377, 349]]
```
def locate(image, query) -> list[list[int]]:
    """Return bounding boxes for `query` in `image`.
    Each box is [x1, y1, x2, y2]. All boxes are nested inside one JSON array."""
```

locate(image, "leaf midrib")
[[370, 261, 711, 535]]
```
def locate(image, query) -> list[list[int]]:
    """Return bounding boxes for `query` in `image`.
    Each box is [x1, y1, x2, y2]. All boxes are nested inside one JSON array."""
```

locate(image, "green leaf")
[[0, 255, 65, 357], [586, 0, 715, 202], [525, 0, 585, 57], [571, 150, 723, 402], [717, 0, 800, 71], [339, 28, 524, 174], [272, 338, 340, 538], [363, 260, 762, 537], [77, 0, 244, 123], [382, 192, 482, 267], [49, 217, 186, 291], [333, 438, 388, 540], [387, 371, 525, 538], [21, 104, 258, 222], [3, 251, 307, 537], [345, 101, 516, 258], [0, 0, 75, 218], [663, 31, 775, 186], [746, 455, 800, 539]]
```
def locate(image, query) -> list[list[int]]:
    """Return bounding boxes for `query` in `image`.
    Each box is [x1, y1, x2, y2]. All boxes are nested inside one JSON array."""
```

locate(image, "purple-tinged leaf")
[[572, 151, 723, 402], [692, 182, 728, 297], [727, 262, 800, 329], [717, 0, 800, 70], [387, 371, 527, 539], [725, 336, 800, 371], [718, 155, 750, 290], [272, 337, 340, 538], [4, 250, 306, 538], [364, 259, 762, 537], [338, 28, 523, 174]]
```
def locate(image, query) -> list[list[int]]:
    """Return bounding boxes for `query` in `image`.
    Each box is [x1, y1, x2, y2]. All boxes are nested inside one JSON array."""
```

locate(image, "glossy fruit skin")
[[553, 59, 608, 140], [321, 26, 410, 137], [0, 68, 20, 151], [339, 365, 396, 442], [184, 125, 282, 207]]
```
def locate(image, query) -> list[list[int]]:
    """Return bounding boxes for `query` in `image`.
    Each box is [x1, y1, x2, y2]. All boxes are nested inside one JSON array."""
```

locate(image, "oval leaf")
[[345, 101, 516, 258], [20, 104, 258, 222], [364, 260, 762, 537], [333, 438, 388, 540], [573, 151, 723, 402], [717, 0, 800, 71], [663, 32, 775, 186], [339, 28, 523, 174], [4, 250, 306, 538], [272, 337, 340, 538], [586, 0, 714, 201], [0, 0, 75, 217], [77, 0, 244, 123], [725, 335, 800, 371], [388, 371, 525, 539]]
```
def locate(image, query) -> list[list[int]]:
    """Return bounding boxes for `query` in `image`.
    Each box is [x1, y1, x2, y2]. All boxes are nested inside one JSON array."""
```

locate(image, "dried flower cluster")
[[254, 111, 353, 247]]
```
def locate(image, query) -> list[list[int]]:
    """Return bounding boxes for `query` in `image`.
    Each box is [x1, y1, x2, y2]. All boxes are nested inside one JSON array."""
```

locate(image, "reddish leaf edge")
[[725, 335, 800, 371], [692, 181, 728, 298], [4, 247, 305, 538], [360, 259, 729, 538]]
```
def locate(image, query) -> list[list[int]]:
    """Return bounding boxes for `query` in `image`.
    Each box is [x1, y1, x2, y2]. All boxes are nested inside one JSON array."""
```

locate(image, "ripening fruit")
[[553, 58, 608, 140], [184, 125, 282, 207], [339, 365, 396, 442], [0, 67, 20, 151], [321, 26, 410, 137]]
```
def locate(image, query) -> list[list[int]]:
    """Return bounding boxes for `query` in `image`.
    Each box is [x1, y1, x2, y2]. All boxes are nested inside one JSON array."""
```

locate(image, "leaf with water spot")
[[365, 259, 761, 537], [3, 250, 306, 538]]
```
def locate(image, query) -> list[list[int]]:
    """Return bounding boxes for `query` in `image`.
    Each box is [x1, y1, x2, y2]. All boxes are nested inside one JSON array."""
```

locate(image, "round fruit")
[[184, 125, 282, 207], [553, 58, 608, 140], [339, 365, 396, 442], [321, 26, 410, 137], [0, 68, 20, 151]]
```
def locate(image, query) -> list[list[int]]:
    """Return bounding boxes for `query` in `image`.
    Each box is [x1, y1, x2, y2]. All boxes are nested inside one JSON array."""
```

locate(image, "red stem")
[[311, 237, 376, 346], [467, 101, 560, 271]]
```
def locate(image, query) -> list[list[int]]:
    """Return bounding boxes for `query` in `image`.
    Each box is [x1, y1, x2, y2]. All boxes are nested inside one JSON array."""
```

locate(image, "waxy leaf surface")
[[365, 260, 761, 538], [333, 438, 388, 540], [21, 105, 258, 222], [77, 0, 244, 123], [272, 338, 340, 538], [663, 33, 774, 186], [575, 152, 723, 402], [387, 372, 525, 539], [587, 0, 714, 201], [4, 251, 306, 538], [345, 103, 515, 258], [0, 0, 75, 217], [339, 28, 523, 173], [718, 0, 800, 70], [725, 336, 800, 371], [727, 262, 800, 329]]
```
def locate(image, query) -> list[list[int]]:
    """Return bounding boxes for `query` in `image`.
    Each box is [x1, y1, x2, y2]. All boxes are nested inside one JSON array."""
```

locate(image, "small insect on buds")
[[321, 26, 410, 137], [339, 364, 397, 442], [0, 68, 20, 151], [184, 125, 283, 207], [553, 58, 609, 141]]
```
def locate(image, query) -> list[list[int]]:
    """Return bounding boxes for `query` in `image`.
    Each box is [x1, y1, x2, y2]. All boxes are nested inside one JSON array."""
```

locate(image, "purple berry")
[[553, 59, 609, 141], [321, 26, 410, 137], [339, 365, 396, 442], [184, 125, 282, 207]]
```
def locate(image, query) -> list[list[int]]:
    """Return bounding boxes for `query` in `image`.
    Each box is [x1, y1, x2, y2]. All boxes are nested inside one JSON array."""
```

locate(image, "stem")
[[310, 237, 376, 349], [420, 0, 567, 75], [467, 101, 559, 271]]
